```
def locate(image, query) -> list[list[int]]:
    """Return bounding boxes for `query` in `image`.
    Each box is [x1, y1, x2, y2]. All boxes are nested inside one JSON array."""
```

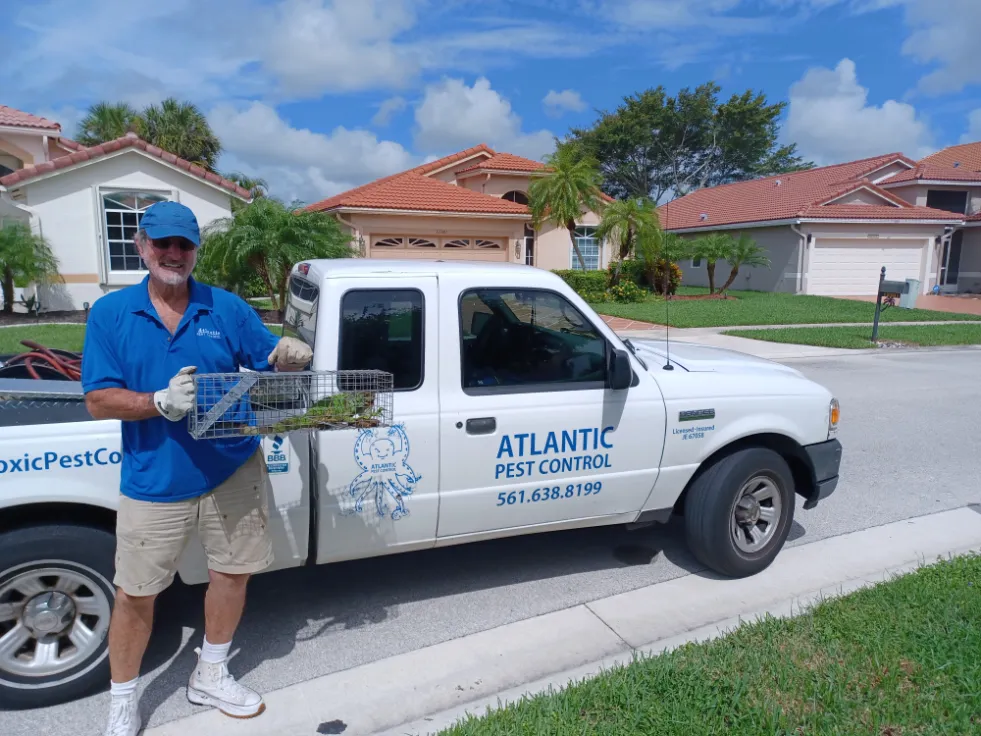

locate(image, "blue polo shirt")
[[81, 276, 281, 502]]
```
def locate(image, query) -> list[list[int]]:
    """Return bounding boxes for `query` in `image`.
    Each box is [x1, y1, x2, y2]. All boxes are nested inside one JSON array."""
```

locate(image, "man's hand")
[[268, 337, 312, 372], [153, 366, 197, 422]]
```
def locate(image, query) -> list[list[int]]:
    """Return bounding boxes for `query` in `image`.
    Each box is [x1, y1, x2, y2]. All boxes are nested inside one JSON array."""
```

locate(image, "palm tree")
[[690, 232, 735, 294], [199, 197, 353, 319], [75, 102, 141, 146], [718, 233, 771, 293], [221, 172, 268, 212], [528, 142, 606, 271], [75, 98, 222, 171], [596, 197, 660, 286], [138, 98, 222, 171], [0, 222, 60, 314]]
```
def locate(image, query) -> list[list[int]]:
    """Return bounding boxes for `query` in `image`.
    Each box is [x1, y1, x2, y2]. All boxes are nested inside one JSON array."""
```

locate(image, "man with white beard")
[[81, 201, 312, 736]]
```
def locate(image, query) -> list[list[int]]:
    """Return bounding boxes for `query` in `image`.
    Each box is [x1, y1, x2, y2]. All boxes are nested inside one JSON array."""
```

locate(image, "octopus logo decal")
[[346, 424, 420, 520]]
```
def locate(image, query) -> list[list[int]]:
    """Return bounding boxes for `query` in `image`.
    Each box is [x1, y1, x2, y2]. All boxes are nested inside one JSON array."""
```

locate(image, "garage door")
[[807, 238, 924, 296], [369, 235, 509, 262]]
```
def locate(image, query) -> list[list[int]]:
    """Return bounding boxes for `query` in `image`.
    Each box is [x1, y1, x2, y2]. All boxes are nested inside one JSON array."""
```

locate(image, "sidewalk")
[[613, 320, 981, 360], [145, 506, 981, 736]]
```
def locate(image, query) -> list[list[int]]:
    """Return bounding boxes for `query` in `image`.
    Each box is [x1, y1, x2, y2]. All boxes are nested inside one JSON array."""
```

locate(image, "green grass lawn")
[[725, 323, 981, 349], [439, 553, 981, 736], [0, 324, 85, 354], [592, 288, 978, 328]]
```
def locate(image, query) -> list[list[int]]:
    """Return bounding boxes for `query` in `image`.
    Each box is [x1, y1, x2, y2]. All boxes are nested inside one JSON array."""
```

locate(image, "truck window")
[[460, 288, 608, 392], [339, 289, 424, 391], [283, 275, 319, 348]]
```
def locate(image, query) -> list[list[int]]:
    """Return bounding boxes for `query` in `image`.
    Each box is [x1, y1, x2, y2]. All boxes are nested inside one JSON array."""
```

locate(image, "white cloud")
[[543, 89, 586, 117], [783, 58, 935, 164], [372, 96, 408, 127], [413, 77, 555, 162], [899, 0, 981, 95], [962, 109, 981, 145], [209, 102, 416, 205]]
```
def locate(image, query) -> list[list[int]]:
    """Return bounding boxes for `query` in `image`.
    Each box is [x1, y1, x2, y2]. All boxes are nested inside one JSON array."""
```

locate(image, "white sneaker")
[[186, 647, 265, 718], [104, 695, 142, 736]]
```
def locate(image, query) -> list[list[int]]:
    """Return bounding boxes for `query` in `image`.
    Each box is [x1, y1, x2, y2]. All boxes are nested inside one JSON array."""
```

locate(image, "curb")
[[144, 506, 981, 736]]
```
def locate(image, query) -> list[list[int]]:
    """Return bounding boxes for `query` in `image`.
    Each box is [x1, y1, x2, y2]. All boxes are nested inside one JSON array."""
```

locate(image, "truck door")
[[298, 275, 441, 564], [437, 281, 665, 539]]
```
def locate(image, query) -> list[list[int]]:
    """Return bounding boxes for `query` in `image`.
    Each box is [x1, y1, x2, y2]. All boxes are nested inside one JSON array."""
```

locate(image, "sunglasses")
[[149, 236, 196, 252]]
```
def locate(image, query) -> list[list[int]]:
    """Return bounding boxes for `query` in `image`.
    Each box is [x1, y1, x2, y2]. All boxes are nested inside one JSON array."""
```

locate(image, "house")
[[305, 144, 611, 272], [659, 143, 981, 296], [0, 105, 250, 311]]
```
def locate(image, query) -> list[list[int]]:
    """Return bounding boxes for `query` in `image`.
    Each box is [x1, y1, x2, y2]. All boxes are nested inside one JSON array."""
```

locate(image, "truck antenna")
[[662, 201, 674, 371]]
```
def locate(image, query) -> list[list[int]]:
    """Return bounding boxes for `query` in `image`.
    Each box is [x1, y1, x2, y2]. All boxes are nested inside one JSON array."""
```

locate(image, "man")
[[81, 201, 312, 736]]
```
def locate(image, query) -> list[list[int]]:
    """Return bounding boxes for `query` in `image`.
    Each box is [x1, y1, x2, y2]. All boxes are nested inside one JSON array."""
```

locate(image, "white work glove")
[[268, 337, 312, 371], [153, 366, 197, 422]]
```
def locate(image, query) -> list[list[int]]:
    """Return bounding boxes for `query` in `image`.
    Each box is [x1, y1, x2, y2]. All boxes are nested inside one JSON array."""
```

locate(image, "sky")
[[2, 0, 980, 205]]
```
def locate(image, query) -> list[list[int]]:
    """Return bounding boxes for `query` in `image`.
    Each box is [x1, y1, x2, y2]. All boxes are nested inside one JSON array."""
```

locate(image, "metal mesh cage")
[[187, 369, 394, 440]]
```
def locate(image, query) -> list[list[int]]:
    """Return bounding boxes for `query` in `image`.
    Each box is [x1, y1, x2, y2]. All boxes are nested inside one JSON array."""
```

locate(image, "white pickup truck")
[[0, 259, 842, 708]]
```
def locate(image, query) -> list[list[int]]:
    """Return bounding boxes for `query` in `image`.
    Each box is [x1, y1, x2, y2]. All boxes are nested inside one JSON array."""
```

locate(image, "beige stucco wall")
[[534, 211, 607, 272], [957, 227, 981, 293], [888, 183, 981, 214], [0, 131, 48, 166], [871, 162, 914, 183], [15, 150, 236, 310], [459, 174, 530, 198], [676, 225, 803, 293]]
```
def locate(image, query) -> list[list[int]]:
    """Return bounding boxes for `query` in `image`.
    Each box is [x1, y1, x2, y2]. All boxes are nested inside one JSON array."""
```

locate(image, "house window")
[[502, 190, 529, 205], [692, 257, 702, 267], [101, 190, 170, 272], [570, 226, 601, 271]]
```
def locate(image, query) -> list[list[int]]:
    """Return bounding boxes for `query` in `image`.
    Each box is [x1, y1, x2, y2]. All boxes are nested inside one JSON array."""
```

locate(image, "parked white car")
[[0, 259, 841, 708]]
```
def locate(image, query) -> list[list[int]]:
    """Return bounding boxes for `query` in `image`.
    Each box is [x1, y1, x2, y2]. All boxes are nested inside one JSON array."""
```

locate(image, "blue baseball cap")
[[139, 201, 201, 247]]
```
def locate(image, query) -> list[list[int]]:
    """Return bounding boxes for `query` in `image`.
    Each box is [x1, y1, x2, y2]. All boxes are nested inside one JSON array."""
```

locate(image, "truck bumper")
[[802, 438, 842, 509]]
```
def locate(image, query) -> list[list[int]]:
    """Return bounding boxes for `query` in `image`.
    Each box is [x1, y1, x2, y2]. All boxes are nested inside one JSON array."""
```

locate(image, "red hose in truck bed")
[[0, 341, 82, 381]]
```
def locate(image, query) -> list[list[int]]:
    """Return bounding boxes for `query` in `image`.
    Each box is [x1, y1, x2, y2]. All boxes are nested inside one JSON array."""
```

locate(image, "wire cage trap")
[[187, 369, 394, 440]]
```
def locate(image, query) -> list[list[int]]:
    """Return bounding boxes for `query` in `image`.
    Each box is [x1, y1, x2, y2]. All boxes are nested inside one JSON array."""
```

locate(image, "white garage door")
[[807, 238, 924, 296]]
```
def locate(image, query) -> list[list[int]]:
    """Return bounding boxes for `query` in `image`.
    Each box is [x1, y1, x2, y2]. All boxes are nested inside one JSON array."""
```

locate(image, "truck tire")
[[0, 524, 116, 709], [684, 447, 795, 578]]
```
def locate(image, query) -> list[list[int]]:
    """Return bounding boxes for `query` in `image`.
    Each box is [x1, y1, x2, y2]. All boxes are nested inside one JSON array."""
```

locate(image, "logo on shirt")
[[197, 327, 221, 340]]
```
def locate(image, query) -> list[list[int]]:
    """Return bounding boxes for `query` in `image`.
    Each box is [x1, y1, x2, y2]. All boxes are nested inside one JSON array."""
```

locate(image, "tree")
[[690, 232, 735, 294], [198, 197, 353, 319], [75, 98, 222, 171], [528, 142, 606, 271], [568, 82, 813, 202], [0, 222, 60, 314], [718, 233, 771, 293], [138, 98, 222, 171], [595, 197, 660, 285], [222, 172, 268, 212], [76, 102, 141, 146]]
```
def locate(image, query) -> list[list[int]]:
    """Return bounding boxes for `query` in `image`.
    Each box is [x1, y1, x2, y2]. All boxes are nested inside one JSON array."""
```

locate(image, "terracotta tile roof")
[[919, 141, 981, 171], [410, 144, 496, 175], [0, 105, 61, 131], [879, 163, 981, 185], [456, 153, 546, 175], [657, 152, 957, 230], [307, 171, 529, 215], [0, 133, 251, 199], [797, 203, 963, 221], [966, 211, 981, 223]]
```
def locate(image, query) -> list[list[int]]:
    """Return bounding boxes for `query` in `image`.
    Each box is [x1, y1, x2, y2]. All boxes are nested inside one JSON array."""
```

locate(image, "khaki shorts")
[[114, 450, 274, 596]]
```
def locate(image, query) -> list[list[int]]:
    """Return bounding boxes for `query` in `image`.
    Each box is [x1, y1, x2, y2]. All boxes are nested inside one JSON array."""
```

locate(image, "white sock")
[[200, 636, 232, 664], [110, 678, 138, 699]]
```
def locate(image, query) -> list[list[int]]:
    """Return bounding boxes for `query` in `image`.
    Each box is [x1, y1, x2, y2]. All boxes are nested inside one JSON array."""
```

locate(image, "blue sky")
[[2, 0, 980, 204]]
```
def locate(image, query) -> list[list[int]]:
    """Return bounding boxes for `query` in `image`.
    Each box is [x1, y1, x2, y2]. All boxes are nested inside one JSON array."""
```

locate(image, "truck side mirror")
[[608, 348, 632, 390]]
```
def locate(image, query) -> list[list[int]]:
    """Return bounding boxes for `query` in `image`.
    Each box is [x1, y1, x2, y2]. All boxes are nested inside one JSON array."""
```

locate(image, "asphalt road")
[[3, 347, 979, 736]]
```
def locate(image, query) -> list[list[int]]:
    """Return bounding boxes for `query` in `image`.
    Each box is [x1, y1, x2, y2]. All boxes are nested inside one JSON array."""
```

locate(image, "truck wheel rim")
[[0, 566, 112, 679], [730, 475, 782, 554]]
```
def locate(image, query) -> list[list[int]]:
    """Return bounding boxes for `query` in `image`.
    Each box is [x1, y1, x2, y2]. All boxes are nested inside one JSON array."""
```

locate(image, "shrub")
[[552, 269, 608, 297], [608, 258, 647, 287], [604, 279, 646, 303], [652, 260, 682, 296]]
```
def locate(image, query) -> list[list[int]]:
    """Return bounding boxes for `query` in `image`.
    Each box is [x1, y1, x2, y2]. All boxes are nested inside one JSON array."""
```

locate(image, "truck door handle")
[[466, 417, 496, 435]]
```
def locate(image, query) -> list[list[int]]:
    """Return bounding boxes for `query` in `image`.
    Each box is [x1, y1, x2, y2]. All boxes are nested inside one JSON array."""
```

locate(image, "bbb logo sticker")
[[264, 435, 289, 474]]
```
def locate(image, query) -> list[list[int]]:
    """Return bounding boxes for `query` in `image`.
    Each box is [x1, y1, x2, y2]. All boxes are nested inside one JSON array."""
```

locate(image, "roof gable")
[[455, 153, 547, 176], [0, 133, 251, 199], [878, 163, 981, 186], [0, 105, 61, 131], [919, 141, 981, 171]]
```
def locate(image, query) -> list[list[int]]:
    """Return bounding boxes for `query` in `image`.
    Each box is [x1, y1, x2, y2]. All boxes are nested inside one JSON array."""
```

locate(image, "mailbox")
[[879, 279, 909, 296]]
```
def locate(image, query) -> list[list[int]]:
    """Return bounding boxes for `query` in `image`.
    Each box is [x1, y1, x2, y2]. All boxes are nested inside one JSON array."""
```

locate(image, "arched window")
[[501, 190, 529, 205]]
